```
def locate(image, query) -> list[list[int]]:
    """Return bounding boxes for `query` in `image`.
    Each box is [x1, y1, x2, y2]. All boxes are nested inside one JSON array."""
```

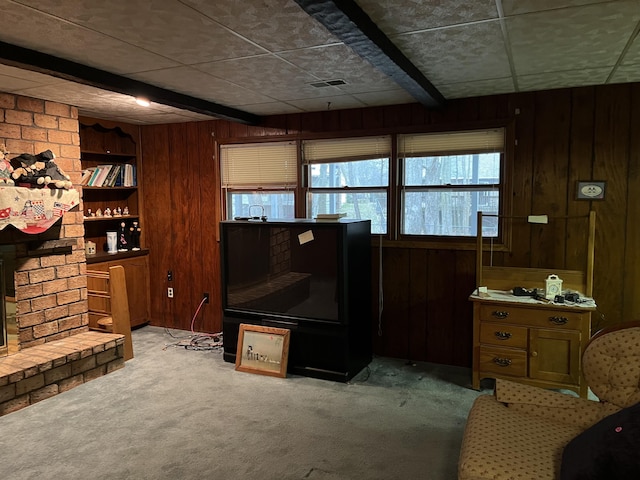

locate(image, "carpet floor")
[[0, 326, 488, 480]]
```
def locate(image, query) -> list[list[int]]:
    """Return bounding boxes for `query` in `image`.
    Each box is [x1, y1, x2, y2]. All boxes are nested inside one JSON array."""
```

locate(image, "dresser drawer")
[[478, 304, 586, 329], [480, 322, 528, 348], [479, 346, 527, 377]]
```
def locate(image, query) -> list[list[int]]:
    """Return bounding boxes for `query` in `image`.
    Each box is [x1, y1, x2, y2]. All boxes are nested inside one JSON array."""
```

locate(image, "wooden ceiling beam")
[[0, 41, 261, 125], [294, 0, 446, 108]]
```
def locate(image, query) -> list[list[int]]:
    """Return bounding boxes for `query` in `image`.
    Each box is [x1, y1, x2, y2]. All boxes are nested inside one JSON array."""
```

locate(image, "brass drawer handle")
[[493, 357, 512, 367], [549, 316, 568, 325], [492, 311, 509, 319], [494, 331, 512, 340]]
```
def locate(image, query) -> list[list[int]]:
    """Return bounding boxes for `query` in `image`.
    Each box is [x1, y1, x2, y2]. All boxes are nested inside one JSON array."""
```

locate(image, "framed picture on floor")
[[235, 324, 290, 378]]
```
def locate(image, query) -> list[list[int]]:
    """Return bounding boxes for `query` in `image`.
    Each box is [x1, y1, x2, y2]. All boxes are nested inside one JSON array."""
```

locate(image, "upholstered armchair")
[[458, 322, 640, 480]]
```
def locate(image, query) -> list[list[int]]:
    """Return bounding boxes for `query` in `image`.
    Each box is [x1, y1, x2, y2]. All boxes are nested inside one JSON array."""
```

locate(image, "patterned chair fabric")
[[458, 324, 640, 480], [582, 326, 640, 408]]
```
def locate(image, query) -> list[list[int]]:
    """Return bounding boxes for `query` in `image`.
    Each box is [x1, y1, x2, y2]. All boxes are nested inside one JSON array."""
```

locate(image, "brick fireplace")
[[0, 92, 88, 347], [0, 92, 125, 416]]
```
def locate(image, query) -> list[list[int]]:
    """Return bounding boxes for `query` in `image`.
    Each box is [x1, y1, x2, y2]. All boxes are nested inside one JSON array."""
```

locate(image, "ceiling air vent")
[[310, 79, 347, 87]]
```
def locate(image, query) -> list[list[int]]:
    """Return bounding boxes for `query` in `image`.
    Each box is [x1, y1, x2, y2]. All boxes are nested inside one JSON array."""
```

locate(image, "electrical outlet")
[[204, 292, 210, 304], [167, 287, 174, 298]]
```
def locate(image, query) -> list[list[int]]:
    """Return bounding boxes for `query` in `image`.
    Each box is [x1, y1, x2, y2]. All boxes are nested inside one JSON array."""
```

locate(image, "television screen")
[[221, 222, 341, 322]]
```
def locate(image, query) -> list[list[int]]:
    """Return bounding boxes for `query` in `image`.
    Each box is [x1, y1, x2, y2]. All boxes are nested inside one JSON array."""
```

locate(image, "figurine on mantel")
[[118, 221, 129, 251], [129, 220, 141, 250], [95, 208, 103, 217], [114, 206, 122, 217], [123, 206, 129, 216], [104, 207, 111, 217]]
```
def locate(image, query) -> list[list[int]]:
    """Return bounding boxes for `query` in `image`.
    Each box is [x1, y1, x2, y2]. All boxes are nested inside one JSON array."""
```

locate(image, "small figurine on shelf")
[[104, 207, 111, 217], [95, 208, 103, 217], [123, 206, 129, 216], [129, 220, 141, 250], [114, 207, 122, 217], [118, 221, 129, 251], [85, 208, 92, 218]]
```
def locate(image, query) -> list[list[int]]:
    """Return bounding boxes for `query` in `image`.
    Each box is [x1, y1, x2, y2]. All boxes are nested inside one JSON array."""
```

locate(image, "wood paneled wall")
[[139, 83, 640, 367]]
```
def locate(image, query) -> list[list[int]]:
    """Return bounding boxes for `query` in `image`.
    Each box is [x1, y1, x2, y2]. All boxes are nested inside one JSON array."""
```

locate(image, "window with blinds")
[[220, 141, 297, 188], [220, 141, 297, 220], [398, 128, 504, 238], [302, 136, 391, 234]]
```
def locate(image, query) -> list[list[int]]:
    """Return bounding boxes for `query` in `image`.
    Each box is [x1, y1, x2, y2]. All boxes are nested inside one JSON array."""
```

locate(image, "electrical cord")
[[163, 294, 223, 351]]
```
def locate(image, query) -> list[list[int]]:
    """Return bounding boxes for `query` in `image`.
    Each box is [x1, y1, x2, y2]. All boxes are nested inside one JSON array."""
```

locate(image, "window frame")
[[302, 136, 392, 235], [395, 127, 511, 249], [217, 122, 513, 250], [219, 139, 301, 221]]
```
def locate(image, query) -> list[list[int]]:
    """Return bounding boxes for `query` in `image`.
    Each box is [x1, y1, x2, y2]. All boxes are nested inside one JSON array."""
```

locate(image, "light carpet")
[[0, 326, 488, 480]]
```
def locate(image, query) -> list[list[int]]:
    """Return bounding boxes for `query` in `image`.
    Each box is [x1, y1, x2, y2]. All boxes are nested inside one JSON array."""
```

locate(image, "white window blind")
[[220, 141, 297, 188], [398, 128, 504, 157], [303, 135, 391, 163]]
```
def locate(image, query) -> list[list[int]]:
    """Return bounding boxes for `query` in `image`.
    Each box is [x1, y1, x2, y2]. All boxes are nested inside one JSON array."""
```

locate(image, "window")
[[398, 129, 504, 238], [303, 136, 391, 234], [220, 127, 507, 245], [220, 141, 297, 219]]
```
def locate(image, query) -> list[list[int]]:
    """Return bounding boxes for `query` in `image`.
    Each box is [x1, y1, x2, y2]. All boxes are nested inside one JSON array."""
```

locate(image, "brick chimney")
[[1, 92, 88, 352]]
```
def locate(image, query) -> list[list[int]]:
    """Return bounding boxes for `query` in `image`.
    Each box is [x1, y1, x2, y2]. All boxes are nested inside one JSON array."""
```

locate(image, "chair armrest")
[[495, 379, 608, 429]]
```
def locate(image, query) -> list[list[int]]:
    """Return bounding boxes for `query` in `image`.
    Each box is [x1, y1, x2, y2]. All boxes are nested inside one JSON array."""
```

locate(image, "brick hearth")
[[0, 331, 124, 415]]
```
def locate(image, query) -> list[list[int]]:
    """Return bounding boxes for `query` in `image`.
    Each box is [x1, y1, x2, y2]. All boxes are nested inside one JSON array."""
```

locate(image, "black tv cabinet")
[[220, 219, 372, 382]]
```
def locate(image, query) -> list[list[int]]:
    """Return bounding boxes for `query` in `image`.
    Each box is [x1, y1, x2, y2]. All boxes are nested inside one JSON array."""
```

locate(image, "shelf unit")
[[79, 118, 149, 328], [80, 120, 141, 250]]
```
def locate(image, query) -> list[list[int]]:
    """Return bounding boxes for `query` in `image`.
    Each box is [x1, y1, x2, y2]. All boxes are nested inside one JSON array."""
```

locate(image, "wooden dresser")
[[470, 290, 594, 397], [471, 212, 596, 398]]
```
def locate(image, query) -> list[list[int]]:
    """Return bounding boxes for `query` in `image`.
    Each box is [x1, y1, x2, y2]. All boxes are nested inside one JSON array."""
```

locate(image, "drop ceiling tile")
[[194, 55, 336, 101], [13, 82, 144, 114], [103, 111, 211, 125], [286, 95, 366, 112], [129, 66, 274, 106], [357, 0, 498, 35], [91, 115, 147, 125], [610, 64, 640, 84], [0, 1, 179, 74], [502, 0, 619, 16], [436, 77, 515, 99], [517, 67, 612, 92], [0, 63, 63, 85], [278, 44, 400, 93], [506, 1, 640, 76], [0, 72, 43, 92], [352, 89, 417, 106], [0, 64, 66, 92], [621, 31, 640, 65], [240, 102, 304, 116], [13, 0, 265, 65], [392, 21, 510, 85], [182, 0, 338, 51]]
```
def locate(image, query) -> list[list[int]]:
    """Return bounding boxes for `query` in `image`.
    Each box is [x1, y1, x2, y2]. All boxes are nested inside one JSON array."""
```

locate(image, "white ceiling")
[[0, 0, 639, 125]]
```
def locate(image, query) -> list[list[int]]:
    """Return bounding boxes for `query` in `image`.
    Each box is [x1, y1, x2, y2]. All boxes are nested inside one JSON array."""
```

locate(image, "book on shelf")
[[315, 213, 347, 221], [122, 163, 136, 187], [84, 164, 136, 187], [104, 164, 121, 187], [86, 166, 104, 186], [93, 165, 112, 187], [80, 167, 96, 185]]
